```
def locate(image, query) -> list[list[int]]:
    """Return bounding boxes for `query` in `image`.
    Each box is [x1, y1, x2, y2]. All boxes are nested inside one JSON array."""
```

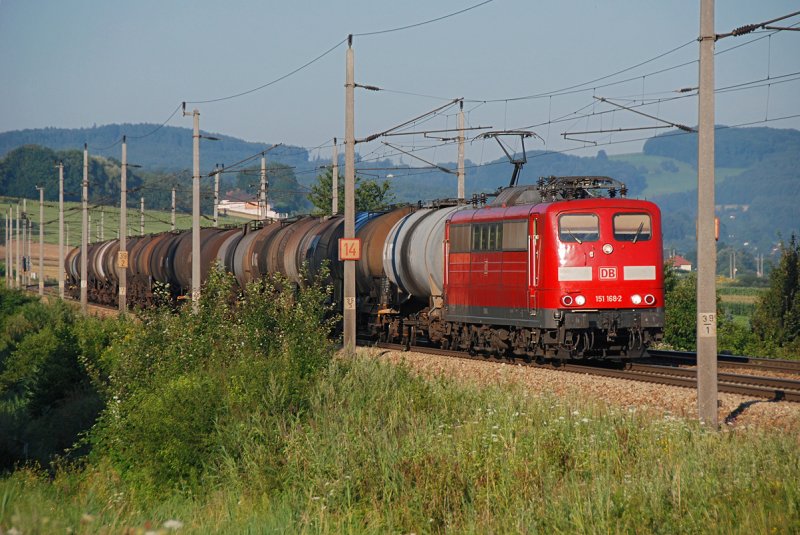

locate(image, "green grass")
[[610, 153, 746, 197], [718, 286, 768, 298], [1, 355, 798, 533], [0, 196, 248, 246]]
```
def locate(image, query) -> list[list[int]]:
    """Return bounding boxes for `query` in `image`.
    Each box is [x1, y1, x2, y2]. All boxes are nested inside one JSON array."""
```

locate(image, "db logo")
[[599, 266, 617, 280]]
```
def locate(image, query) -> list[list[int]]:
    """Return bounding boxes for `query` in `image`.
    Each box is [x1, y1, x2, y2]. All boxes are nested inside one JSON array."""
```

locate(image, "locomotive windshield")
[[613, 213, 651, 242], [559, 213, 599, 243]]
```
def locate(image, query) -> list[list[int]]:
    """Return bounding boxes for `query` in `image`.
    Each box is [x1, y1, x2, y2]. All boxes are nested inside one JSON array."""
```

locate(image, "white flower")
[[163, 519, 184, 530]]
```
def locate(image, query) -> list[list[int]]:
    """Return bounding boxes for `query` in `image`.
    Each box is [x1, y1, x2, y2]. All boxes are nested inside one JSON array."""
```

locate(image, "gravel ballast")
[[362, 347, 800, 433]]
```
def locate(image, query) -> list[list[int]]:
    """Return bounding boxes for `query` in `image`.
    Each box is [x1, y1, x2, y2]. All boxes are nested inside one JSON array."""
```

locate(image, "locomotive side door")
[[528, 216, 541, 315]]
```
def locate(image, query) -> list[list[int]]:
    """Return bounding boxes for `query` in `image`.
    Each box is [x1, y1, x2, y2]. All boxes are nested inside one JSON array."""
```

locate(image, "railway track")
[[17, 287, 800, 402], [367, 341, 800, 403], [646, 349, 800, 375]]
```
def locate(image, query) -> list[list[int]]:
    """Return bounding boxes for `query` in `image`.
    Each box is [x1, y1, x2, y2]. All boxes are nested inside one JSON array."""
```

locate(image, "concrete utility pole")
[[81, 144, 89, 314], [696, 0, 718, 427], [343, 35, 356, 350], [100, 207, 104, 241], [171, 186, 177, 231], [119, 137, 128, 313], [58, 162, 64, 299], [332, 137, 339, 215], [15, 204, 20, 288], [22, 200, 27, 287], [457, 100, 465, 202], [27, 214, 32, 287], [213, 164, 220, 227], [8, 208, 13, 288], [186, 105, 202, 312], [37, 186, 44, 296], [140, 197, 145, 236], [260, 155, 267, 219], [5, 209, 9, 287], [182, 103, 219, 311]]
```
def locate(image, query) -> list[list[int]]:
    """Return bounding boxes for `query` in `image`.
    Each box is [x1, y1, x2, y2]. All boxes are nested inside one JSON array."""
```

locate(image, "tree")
[[234, 162, 309, 215], [308, 168, 395, 215], [663, 268, 698, 350], [751, 234, 800, 349]]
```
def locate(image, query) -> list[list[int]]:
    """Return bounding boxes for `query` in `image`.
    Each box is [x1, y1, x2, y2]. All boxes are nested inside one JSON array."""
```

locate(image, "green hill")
[[608, 153, 746, 198], [1, 124, 798, 256], [0, 124, 310, 173]]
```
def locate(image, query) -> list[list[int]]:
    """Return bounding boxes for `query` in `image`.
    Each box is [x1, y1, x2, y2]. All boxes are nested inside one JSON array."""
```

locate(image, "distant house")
[[218, 199, 286, 220], [669, 255, 692, 272]]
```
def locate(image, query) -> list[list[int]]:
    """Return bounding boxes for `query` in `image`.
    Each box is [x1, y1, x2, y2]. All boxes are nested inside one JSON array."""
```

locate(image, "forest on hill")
[[0, 124, 310, 173], [1, 124, 798, 254], [0, 145, 310, 214], [642, 127, 800, 254]]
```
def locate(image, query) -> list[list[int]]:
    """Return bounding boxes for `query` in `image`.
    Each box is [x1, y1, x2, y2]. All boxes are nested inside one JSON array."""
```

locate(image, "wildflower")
[[163, 520, 184, 530], [572, 410, 580, 416], [581, 418, 590, 424]]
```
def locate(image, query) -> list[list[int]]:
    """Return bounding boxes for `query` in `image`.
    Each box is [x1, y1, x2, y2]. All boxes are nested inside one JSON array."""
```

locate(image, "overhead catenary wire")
[[352, 0, 494, 37], [184, 37, 348, 105]]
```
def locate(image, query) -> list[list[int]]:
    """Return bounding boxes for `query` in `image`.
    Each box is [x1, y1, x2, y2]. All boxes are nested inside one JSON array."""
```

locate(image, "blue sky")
[[1, 0, 798, 165]]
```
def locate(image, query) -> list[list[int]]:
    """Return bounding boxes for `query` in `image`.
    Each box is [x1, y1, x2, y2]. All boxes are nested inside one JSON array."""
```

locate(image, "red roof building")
[[669, 255, 692, 272]]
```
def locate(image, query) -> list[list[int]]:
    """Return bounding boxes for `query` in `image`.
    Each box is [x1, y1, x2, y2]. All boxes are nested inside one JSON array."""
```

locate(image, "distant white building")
[[218, 199, 287, 220], [669, 255, 692, 272]]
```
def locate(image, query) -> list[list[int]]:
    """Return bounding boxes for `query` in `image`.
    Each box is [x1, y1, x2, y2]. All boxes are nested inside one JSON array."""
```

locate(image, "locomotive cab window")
[[613, 213, 651, 242], [559, 213, 599, 243]]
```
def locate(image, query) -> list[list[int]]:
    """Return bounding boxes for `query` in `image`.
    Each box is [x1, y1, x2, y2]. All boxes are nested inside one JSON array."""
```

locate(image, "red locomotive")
[[377, 176, 664, 359]]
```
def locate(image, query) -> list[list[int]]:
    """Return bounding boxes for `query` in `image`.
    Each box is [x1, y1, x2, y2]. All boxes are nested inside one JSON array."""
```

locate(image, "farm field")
[[0, 196, 247, 247], [609, 153, 745, 197]]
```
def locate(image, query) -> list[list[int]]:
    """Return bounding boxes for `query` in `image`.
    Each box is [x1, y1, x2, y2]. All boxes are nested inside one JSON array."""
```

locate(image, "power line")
[[184, 37, 348, 105], [128, 103, 184, 140], [352, 0, 494, 37]]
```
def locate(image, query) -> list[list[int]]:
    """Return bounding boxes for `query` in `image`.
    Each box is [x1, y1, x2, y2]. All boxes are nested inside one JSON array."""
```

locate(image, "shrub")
[[90, 266, 336, 496], [0, 294, 104, 470]]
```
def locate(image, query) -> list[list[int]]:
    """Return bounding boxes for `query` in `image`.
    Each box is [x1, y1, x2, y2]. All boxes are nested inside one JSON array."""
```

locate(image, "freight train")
[[65, 176, 664, 360]]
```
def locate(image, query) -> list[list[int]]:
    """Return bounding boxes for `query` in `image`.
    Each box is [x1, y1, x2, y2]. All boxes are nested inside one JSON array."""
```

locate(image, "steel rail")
[[646, 349, 800, 375], [367, 341, 800, 403]]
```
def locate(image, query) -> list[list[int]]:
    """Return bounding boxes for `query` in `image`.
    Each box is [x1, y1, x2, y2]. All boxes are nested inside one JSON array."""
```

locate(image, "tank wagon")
[[66, 176, 664, 360]]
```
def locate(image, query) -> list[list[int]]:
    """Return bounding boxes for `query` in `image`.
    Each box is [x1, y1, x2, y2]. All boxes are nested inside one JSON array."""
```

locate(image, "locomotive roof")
[[449, 195, 660, 224], [489, 175, 629, 207]]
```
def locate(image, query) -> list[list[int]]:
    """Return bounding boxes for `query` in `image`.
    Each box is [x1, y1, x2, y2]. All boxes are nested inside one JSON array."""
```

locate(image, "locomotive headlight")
[[574, 295, 586, 306], [602, 243, 614, 254], [644, 294, 656, 305], [631, 294, 642, 305], [561, 295, 574, 306]]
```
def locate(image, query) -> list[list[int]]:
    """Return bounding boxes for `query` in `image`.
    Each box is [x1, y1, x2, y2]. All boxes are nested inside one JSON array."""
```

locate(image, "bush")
[[89, 267, 336, 496], [0, 292, 106, 470]]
